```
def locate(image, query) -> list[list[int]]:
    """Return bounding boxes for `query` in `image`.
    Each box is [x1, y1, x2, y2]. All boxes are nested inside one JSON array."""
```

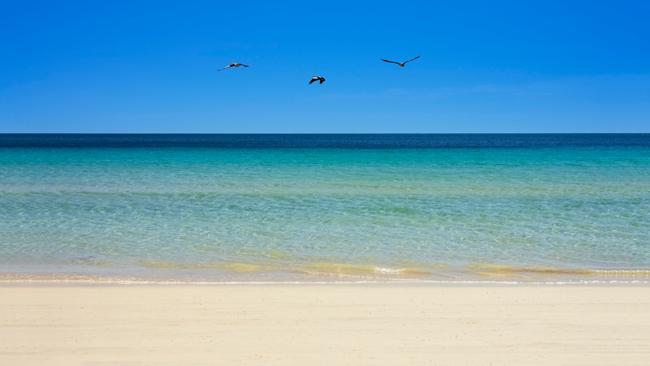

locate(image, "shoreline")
[[2, 274, 650, 286], [4, 263, 650, 285]]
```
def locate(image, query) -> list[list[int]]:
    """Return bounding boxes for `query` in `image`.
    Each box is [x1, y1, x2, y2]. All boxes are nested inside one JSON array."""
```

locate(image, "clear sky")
[[1, 1, 649, 133]]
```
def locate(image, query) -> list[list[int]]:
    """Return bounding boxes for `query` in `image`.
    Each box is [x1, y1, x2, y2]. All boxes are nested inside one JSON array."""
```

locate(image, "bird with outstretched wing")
[[381, 56, 420, 67], [219, 63, 249, 71]]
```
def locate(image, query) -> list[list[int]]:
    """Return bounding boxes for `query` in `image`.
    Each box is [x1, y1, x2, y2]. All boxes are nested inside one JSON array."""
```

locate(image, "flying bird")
[[309, 75, 326, 85], [219, 63, 249, 71], [380, 56, 420, 67]]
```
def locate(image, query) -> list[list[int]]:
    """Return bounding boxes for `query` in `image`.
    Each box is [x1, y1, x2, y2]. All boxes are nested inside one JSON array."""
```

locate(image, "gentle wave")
[[137, 260, 433, 277], [300, 262, 433, 277], [468, 263, 650, 278], [129, 260, 650, 280]]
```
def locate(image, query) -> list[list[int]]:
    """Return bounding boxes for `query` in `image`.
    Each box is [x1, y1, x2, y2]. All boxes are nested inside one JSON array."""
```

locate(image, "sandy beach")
[[1, 284, 649, 365]]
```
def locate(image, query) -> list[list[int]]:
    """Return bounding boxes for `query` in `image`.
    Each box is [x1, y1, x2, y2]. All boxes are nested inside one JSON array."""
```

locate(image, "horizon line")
[[2, 132, 650, 135]]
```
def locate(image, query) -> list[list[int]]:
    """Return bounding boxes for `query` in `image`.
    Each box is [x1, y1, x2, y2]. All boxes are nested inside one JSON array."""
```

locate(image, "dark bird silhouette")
[[309, 75, 326, 85], [380, 56, 420, 67], [219, 63, 249, 71]]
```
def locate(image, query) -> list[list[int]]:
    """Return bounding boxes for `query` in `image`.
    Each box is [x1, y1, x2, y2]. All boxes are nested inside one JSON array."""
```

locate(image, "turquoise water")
[[1, 135, 649, 282]]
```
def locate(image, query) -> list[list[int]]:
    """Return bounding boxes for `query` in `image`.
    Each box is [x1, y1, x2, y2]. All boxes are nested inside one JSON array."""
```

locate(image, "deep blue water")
[[1, 133, 650, 149]]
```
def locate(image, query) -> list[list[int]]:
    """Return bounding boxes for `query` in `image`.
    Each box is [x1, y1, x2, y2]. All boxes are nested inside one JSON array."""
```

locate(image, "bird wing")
[[381, 59, 402, 65], [319, 77, 325, 84], [403, 56, 420, 64], [309, 78, 316, 84], [240, 64, 249, 67]]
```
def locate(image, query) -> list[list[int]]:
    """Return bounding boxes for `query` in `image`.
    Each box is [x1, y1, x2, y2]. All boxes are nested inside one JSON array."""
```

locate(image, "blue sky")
[[1, 1, 649, 133]]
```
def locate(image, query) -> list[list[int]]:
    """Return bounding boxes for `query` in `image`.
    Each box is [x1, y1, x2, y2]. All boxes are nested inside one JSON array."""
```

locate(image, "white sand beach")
[[1, 284, 649, 365]]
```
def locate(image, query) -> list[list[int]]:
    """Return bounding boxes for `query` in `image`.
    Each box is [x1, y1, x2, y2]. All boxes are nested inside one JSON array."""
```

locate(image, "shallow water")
[[1, 134, 649, 282]]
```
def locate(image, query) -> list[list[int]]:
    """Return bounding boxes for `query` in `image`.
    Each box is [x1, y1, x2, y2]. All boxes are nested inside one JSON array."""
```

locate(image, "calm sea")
[[1, 134, 649, 282]]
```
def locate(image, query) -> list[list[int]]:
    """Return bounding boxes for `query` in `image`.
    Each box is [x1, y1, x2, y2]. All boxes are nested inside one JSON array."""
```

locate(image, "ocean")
[[1, 134, 649, 283]]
